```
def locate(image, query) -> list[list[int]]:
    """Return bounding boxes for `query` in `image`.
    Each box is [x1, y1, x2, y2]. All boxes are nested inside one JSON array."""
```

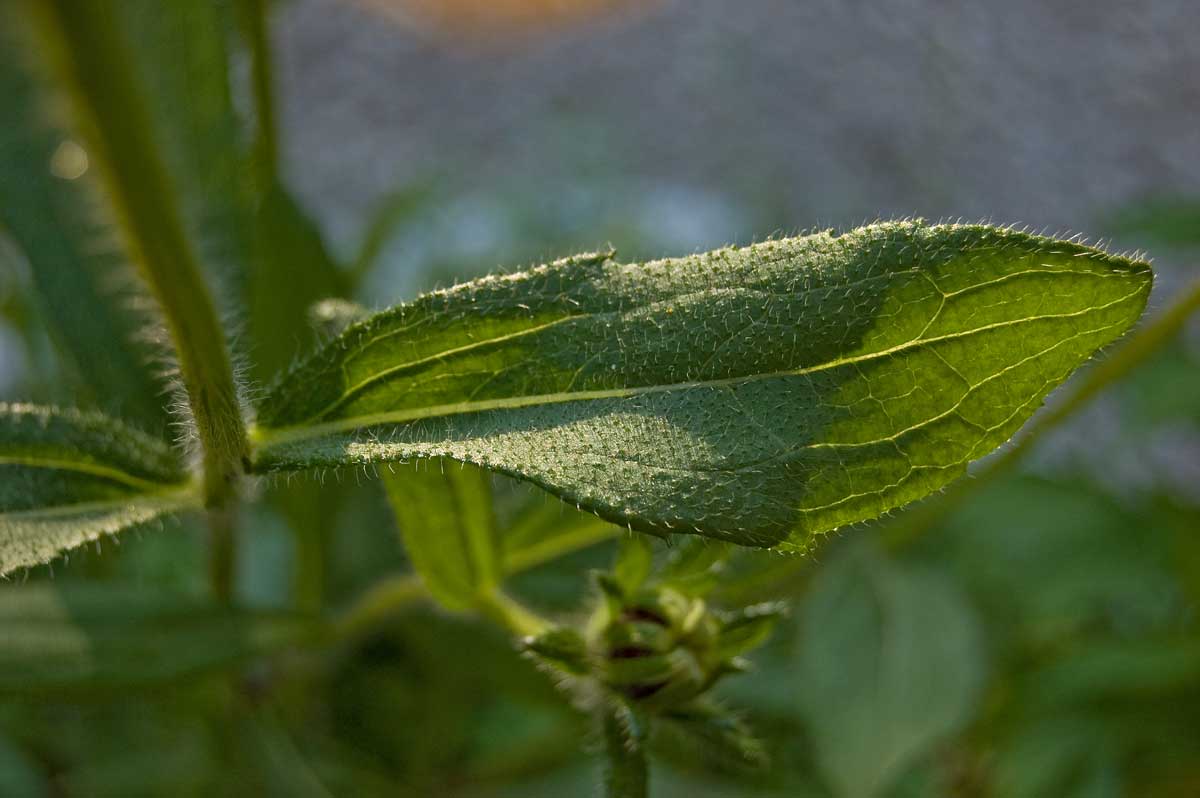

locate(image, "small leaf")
[[384, 460, 499, 611], [795, 542, 984, 798], [659, 539, 732, 595], [612, 534, 654, 594], [521, 626, 589, 675], [252, 222, 1152, 550], [501, 496, 619, 574], [715, 602, 787, 661], [0, 583, 315, 691], [0, 403, 196, 574], [659, 700, 769, 771]]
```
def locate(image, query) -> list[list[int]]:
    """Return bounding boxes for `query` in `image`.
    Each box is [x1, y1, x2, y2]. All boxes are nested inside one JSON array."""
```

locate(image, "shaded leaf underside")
[[253, 221, 1151, 550], [0, 404, 195, 574]]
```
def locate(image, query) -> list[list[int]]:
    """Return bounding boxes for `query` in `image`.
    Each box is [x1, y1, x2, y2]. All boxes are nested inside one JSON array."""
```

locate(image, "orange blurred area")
[[350, 0, 655, 40]]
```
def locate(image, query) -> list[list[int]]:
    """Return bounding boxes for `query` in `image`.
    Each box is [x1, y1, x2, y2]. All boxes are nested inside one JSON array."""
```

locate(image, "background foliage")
[[0, 1, 1198, 796]]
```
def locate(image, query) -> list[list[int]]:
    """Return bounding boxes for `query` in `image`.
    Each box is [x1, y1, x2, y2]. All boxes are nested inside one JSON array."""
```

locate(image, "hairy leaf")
[[0, 403, 196, 574], [0, 11, 169, 431], [0, 583, 315, 691], [252, 222, 1152, 550], [384, 461, 500, 611]]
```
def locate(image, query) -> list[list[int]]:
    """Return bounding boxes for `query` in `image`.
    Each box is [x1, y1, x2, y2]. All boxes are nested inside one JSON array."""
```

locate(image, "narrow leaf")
[[0, 583, 315, 692], [253, 222, 1152, 550], [0, 12, 169, 430], [384, 461, 500, 611], [0, 403, 196, 574]]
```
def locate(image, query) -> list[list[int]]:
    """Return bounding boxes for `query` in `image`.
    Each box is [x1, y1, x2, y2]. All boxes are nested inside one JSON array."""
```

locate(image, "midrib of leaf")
[[0, 456, 172, 494], [253, 287, 1141, 451], [32, 0, 247, 504], [2, 488, 194, 523]]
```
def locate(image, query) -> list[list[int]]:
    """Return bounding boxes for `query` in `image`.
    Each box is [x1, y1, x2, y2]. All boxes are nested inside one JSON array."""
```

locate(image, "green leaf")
[[795, 542, 984, 798], [0, 403, 196, 574], [247, 183, 348, 382], [384, 460, 500, 611], [0, 583, 315, 692], [113, 0, 251, 287], [603, 702, 649, 798], [252, 222, 1152, 550], [658, 700, 768, 771], [27, 0, 248, 501], [522, 626, 589, 675], [0, 11, 170, 431], [612, 534, 654, 594], [501, 496, 620, 574]]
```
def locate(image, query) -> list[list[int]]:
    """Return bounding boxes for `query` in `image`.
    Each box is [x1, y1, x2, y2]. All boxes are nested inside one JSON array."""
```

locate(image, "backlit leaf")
[[252, 222, 1152, 550], [0, 403, 196, 574], [384, 460, 500, 611]]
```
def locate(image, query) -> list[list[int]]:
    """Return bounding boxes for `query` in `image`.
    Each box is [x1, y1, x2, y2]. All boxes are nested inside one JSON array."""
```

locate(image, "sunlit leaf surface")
[[0, 404, 195, 574], [384, 461, 500, 611], [253, 221, 1152, 550]]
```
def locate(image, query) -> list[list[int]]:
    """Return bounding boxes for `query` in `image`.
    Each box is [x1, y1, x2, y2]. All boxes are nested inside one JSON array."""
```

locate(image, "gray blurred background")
[[273, 0, 1199, 269]]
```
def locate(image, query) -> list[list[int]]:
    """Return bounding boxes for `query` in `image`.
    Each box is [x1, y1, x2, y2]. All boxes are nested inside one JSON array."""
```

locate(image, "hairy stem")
[[35, 0, 248, 500], [209, 507, 238, 604], [34, 0, 250, 595], [603, 704, 649, 798], [333, 517, 614, 640]]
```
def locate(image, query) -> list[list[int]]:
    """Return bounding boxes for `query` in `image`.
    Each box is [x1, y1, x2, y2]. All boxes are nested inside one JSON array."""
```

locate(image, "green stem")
[[881, 276, 1200, 551], [330, 573, 425, 641], [35, 0, 251, 596], [36, 1, 248, 497], [238, 0, 279, 188], [333, 514, 614, 641], [603, 703, 648, 798], [476, 590, 551, 638], [209, 506, 238, 605]]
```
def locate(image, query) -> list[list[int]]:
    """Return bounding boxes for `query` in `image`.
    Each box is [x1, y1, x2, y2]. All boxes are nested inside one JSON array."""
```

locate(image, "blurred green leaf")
[[658, 700, 768, 773], [384, 460, 500, 611], [921, 477, 1185, 645], [0, 11, 169, 431], [248, 183, 348, 381], [991, 717, 1122, 798], [613, 534, 654, 594], [0, 403, 196, 574], [795, 542, 984, 798], [0, 735, 48, 798], [502, 496, 619, 575], [1021, 636, 1200, 708], [0, 583, 316, 692], [114, 0, 251, 286], [351, 182, 438, 283], [1106, 197, 1200, 248], [252, 222, 1151, 551]]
